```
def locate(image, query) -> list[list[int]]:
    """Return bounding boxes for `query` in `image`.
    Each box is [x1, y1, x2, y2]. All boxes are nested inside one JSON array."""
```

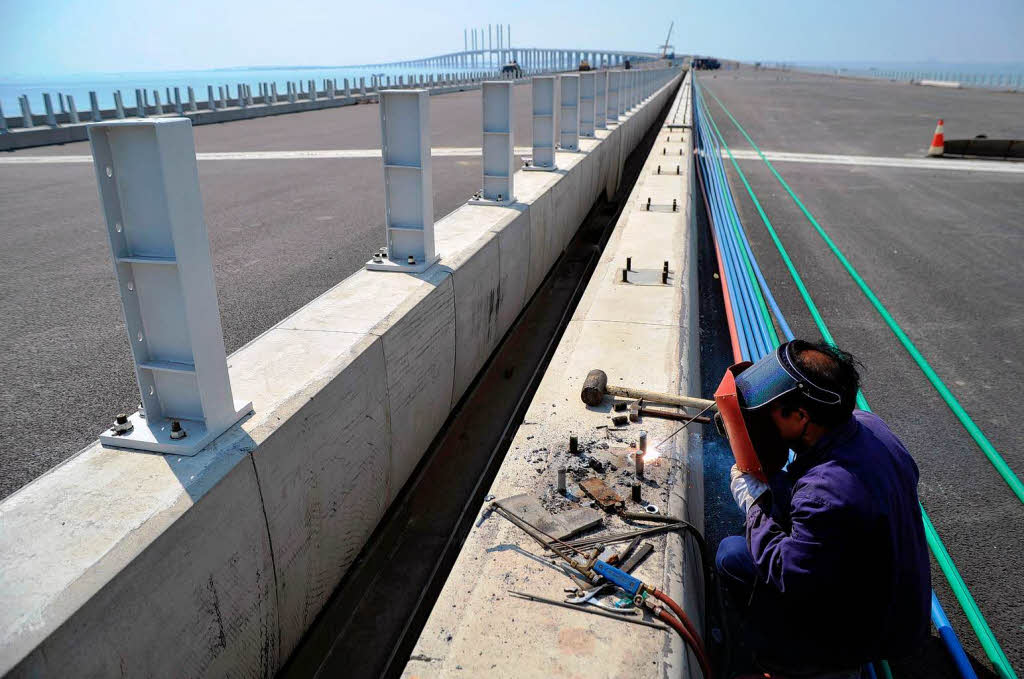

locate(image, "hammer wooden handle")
[[607, 385, 715, 410]]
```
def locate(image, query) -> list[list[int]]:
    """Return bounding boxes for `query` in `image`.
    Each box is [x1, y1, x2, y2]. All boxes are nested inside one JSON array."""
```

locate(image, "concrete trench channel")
[[279, 90, 680, 679]]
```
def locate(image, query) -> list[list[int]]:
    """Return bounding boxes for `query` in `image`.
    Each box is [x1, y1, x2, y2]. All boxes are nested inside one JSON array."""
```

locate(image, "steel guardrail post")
[[558, 73, 580, 151], [527, 75, 558, 171], [367, 89, 439, 273], [471, 81, 515, 204], [87, 118, 252, 455]]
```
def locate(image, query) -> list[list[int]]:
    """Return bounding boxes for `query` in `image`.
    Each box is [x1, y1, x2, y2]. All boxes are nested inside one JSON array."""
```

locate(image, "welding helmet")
[[714, 342, 842, 480]]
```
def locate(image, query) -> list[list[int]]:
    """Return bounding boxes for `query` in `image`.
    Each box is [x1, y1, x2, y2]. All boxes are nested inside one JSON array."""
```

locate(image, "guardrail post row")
[[187, 87, 198, 112], [67, 95, 80, 124], [558, 73, 580, 151], [174, 87, 183, 115], [470, 81, 515, 204], [153, 90, 163, 115], [595, 70, 607, 129], [367, 89, 439, 273], [90, 91, 101, 122], [527, 75, 558, 171], [208, 86, 218, 111], [87, 118, 252, 455], [135, 89, 146, 117], [579, 71, 596, 137]]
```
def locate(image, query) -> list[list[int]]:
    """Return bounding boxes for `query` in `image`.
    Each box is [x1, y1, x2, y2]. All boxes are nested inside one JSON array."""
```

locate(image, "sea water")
[[784, 60, 1024, 88]]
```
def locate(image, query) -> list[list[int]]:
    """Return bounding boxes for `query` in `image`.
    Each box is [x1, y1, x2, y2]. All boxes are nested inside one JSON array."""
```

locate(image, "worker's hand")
[[730, 464, 769, 514]]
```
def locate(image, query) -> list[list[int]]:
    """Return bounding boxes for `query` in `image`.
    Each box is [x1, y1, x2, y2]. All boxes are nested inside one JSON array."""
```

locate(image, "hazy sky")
[[2, 0, 1022, 76]]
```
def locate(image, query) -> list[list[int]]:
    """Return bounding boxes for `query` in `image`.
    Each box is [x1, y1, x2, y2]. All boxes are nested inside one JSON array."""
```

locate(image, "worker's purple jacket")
[[746, 409, 931, 664]]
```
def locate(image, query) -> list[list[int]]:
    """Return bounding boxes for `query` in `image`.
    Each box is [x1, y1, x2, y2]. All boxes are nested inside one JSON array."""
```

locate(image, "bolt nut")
[[407, 255, 416, 265], [169, 419, 187, 440], [112, 413, 134, 435]]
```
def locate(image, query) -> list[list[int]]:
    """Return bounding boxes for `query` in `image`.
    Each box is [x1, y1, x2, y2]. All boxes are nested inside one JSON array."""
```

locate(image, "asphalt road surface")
[[0, 83, 536, 499], [701, 68, 1022, 676]]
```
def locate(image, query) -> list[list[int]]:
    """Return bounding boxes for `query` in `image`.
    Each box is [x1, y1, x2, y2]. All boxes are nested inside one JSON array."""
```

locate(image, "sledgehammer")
[[580, 369, 716, 410]]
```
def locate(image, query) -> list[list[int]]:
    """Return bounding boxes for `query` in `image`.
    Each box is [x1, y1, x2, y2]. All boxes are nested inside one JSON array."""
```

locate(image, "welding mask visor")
[[715, 343, 841, 479], [736, 343, 843, 411]]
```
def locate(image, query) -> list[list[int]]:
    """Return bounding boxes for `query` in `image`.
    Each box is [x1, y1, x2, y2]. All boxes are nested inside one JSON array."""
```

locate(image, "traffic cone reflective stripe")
[[928, 119, 945, 156]]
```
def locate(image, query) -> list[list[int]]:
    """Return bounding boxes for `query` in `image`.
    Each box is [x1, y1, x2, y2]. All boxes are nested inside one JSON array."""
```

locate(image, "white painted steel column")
[[367, 90, 438, 273], [153, 91, 163, 114], [187, 87, 197, 112], [67, 95, 80, 124], [173, 87, 183, 114], [579, 72, 596, 137], [471, 81, 515, 204], [528, 76, 557, 170], [135, 89, 146, 117], [558, 73, 580, 151], [90, 92, 101, 122], [114, 91, 126, 119], [595, 70, 607, 129], [208, 86, 218, 111], [607, 70, 621, 122], [87, 118, 252, 455]]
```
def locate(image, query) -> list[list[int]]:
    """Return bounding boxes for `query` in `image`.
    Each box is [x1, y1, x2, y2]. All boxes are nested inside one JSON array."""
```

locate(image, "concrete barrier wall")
[[0, 70, 683, 677]]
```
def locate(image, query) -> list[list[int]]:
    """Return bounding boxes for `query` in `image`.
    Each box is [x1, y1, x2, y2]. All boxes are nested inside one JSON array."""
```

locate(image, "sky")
[[2, 0, 1023, 76]]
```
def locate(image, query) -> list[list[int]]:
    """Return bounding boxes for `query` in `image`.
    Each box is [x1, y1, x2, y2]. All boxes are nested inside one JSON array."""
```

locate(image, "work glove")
[[730, 464, 769, 515]]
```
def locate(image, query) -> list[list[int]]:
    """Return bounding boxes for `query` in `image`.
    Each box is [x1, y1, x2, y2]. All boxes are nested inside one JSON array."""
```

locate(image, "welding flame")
[[642, 447, 661, 462]]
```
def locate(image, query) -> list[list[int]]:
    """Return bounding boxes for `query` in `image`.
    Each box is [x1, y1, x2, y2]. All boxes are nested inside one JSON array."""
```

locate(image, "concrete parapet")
[[0, 69, 683, 676]]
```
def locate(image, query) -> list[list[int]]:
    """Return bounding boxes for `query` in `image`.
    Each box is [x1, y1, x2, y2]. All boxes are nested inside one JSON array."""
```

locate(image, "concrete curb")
[[0, 70, 684, 677]]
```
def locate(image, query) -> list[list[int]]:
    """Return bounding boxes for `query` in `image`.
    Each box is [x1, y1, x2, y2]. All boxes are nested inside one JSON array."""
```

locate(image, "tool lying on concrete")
[[629, 401, 712, 424], [581, 368, 717, 411], [508, 591, 669, 630], [492, 501, 712, 678]]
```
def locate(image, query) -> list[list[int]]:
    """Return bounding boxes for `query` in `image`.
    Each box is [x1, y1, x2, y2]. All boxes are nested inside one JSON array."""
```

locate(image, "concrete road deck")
[[703, 68, 1022, 675], [0, 83, 534, 499]]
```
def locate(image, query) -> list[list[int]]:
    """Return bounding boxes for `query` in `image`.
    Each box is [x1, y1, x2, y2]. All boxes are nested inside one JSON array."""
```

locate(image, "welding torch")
[[492, 501, 713, 678]]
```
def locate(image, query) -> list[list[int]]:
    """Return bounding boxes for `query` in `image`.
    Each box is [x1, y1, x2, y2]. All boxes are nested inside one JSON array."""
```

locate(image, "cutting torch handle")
[[592, 560, 644, 598]]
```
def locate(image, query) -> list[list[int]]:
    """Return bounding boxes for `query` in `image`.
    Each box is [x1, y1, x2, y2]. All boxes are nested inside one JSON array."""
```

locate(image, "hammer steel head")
[[581, 369, 609, 406]]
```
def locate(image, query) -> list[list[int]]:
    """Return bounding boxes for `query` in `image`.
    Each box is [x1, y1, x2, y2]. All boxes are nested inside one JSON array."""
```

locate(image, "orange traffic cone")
[[928, 119, 945, 156]]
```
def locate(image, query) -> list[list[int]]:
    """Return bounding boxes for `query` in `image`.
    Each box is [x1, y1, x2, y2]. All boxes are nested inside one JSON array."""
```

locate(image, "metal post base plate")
[[99, 400, 253, 456], [366, 254, 440, 273]]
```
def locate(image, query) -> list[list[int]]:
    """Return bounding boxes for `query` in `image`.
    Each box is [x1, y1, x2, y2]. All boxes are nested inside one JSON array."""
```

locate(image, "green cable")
[[880, 660, 895, 679], [695, 89, 780, 348], [697, 77, 1017, 679], [703, 84, 1024, 507]]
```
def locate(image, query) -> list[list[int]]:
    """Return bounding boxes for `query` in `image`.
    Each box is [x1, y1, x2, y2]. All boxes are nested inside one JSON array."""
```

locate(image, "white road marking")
[[0, 147, 534, 165], [722, 149, 1024, 174]]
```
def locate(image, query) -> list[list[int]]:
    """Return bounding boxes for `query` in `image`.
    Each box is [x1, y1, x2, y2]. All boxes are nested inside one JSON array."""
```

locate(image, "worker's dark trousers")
[[715, 536, 864, 678]]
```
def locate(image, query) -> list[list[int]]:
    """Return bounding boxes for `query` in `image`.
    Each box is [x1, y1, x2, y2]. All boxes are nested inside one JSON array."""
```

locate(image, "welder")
[[714, 340, 930, 674]]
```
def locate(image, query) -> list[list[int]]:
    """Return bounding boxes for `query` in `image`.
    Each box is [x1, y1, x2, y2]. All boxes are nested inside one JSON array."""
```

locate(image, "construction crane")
[[658, 21, 675, 59]]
